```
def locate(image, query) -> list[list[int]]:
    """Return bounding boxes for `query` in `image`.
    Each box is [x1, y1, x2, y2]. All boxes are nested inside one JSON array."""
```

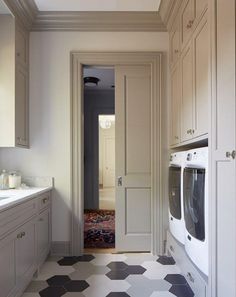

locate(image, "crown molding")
[[4, 0, 38, 29], [31, 11, 167, 32], [159, 0, 182, 31], [3, 0, 167, 32]]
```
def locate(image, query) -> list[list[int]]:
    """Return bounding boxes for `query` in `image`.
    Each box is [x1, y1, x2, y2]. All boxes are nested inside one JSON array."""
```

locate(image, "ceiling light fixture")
[[84, 76, 100, 87]]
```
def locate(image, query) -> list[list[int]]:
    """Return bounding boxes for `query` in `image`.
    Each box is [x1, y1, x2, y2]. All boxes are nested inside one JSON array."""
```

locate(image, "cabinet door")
[[211, 0, 236, 296], [170, 21, 180, 68], [181, 42, 193, 142], [37, 208, 51, 263], [193, 14, 208, 138], [15, 64, 29, 147], [196, 0, 207, 21], [0, 233, 16, 297], [170, 63, 181, 145], [15, 24, 29, 68], [16, 220, 36, 284], [181, 0, 195, 47]]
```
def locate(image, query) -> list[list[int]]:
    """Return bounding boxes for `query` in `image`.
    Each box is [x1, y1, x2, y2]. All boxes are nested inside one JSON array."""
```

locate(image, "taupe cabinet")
[[0, 192, 51, 297], [0, 15, 29, 148], [169, 0, 208, 147]]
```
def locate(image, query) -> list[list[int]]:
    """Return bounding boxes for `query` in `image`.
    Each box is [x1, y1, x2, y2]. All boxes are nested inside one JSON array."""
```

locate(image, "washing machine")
[[168, 151, 186, 244], [183, 147, 208, 275]]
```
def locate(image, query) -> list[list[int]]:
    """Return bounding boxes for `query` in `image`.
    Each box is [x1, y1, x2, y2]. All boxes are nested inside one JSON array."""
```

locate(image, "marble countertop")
[[0, 187, 53, 212]]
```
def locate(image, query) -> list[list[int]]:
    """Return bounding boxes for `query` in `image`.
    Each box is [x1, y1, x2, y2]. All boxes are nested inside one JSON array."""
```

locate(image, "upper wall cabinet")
[[0, 8, 29, 148], [180, 0, 208, 49], [169, 1, 208, 147]]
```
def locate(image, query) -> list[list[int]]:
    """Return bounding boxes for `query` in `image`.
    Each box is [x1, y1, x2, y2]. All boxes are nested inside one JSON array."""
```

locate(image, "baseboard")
[[51, 241, 71, 256]]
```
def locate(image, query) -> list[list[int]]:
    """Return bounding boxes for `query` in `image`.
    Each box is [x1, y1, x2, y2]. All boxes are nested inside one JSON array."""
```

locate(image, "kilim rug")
[[84, 209, 115, 248]]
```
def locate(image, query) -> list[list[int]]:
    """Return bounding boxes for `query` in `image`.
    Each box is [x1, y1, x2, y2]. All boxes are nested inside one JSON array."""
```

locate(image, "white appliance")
[[183, 147, 208, 276], [168, 151, 186, 244]]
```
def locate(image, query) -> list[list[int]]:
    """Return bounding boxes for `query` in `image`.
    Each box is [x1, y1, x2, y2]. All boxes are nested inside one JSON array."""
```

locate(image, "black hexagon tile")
[[47, 275, 71, 287], [107, 261, 129, 270], [39, 286, 66, 297], [169, 284, 194, 297], [58, 256, 79, 266], [106, 262, 147, 280], [125, 265, 146, 275], [106, 269, 130, 280], [106, 293, 131, 297], [64, 280, 89, 292], [157, 255, 176, 265], [57, 254, 95, 266], [77, 254, 95, 262], [164, 274, 187, 285]]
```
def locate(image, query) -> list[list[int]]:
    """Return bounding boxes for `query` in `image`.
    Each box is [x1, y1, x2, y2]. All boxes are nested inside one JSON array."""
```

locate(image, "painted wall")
[[84, 89, 115, 209], [0, 31, 169, 244], [99, 121, 115, 187]]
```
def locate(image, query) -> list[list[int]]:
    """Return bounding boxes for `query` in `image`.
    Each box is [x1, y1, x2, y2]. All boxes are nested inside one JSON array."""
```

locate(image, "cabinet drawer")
[[38, 192, 51, 212], [0, 199, 37, 238], [167, 231, 207, 297]]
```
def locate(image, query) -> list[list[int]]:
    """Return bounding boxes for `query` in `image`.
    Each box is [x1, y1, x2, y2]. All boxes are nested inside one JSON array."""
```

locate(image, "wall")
[[84, 89, 115, 209], [0, 15, 15, 146], [0, 31, 169, 245]]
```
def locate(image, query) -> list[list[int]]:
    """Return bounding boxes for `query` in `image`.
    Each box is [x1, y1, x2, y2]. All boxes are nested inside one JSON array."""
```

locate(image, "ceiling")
[[0, 0, 10, 14], [83, 67, 114, 91], [34, 0, 161, 12]]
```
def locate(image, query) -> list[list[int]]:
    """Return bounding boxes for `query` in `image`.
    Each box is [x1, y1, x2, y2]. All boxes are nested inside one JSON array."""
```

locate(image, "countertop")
[[0, 187, 53, 212]]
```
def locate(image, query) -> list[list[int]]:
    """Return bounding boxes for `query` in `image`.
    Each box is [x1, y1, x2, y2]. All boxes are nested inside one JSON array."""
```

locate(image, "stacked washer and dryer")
[[168, 147, 208, 276]]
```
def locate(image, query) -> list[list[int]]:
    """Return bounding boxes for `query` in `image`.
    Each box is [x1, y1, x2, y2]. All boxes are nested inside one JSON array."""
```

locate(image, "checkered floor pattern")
[[23, 253, 194, 297]]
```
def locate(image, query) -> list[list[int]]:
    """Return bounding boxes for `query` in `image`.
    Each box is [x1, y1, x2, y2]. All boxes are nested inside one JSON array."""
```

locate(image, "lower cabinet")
[[0, 191, 51, 297], [37, 208, 51, 265], [16, 220, 37, 289], [0, 232, 16, 297]]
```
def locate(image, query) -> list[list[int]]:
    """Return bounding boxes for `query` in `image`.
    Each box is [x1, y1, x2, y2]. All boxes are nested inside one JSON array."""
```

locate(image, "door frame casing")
[[71, 51, 164, 256]]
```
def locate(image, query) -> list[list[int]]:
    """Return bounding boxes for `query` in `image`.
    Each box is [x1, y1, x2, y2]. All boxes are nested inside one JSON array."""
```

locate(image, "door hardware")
[[226, 150, 236, 159], [117, 176, 122, 187]]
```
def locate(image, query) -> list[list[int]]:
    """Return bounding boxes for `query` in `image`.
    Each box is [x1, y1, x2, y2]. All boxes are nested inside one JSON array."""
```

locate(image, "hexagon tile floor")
[[23, 253, 194, 297]]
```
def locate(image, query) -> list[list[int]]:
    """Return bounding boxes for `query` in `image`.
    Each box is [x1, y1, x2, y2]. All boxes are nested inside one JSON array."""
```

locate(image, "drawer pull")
[[43, 198, 48, 204], [187, 272, 194, 283], [170, 245, 174, 252]]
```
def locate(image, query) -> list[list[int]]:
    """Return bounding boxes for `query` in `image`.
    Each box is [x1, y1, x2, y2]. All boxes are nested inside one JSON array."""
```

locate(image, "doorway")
[[71, 52, 163, 256], [83, 67, 116, 250]]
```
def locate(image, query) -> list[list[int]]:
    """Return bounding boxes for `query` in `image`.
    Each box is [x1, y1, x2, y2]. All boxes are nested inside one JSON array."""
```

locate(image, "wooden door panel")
[[115, 65, 151, 251]]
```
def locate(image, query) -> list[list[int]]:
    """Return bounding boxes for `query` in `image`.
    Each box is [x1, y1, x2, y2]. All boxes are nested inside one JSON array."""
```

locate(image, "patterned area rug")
[[84, 209, 115, 248]]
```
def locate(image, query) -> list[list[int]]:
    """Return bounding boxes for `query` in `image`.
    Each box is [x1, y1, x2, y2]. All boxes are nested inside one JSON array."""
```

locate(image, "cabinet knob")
[[170, 245, 174, 252], [39, 218, 44, 222], [174, 136, 179, 140], [226, 150, 236, 159], [43, 198, 48, 204], [17, 233, 22, 239], [174, 49, 179, 54], [186, 20, 194, 29], [17, 52, 20, 57]]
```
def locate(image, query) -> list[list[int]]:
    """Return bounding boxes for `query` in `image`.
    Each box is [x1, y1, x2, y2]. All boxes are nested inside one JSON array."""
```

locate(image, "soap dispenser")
[[0, 170, 9, 190]]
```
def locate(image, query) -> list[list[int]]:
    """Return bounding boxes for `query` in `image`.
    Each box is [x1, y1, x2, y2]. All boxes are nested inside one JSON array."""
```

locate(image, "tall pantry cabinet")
[[210, 0, 236, 296]]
